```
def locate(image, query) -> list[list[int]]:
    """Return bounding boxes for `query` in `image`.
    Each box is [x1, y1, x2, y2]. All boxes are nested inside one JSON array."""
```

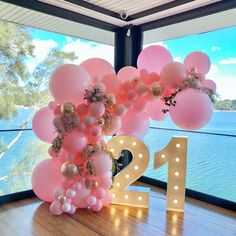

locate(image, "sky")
[[25, 25, 236, 100]]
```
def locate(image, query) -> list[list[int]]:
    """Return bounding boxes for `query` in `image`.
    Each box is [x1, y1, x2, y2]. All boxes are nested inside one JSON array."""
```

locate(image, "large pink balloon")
[[201, 79, 217, 93], [101, 74, 120, 94], [117, 66, 139, 82], [32, 158, 64, 202], [160, 62, 187, 89], [73, 186, 91, 208], [120, 111, 149, 138], [169, 88, 213, 130], [91, 151, 112, 176], [49, 64, 91, 105], [137, 45, 173, 74], [32, 107, 56, 143], [184, 52, 211, 75], [63, 130, 88, 153], [80, 58, 115, 82], [146, 99, 168, 121]]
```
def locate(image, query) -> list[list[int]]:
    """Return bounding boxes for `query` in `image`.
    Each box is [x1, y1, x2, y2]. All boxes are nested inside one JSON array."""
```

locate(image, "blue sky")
[[26, 25, 236, 100]]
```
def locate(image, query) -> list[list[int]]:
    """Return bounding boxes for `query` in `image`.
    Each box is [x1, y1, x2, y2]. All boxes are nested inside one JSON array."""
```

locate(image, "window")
[[143, 26, 236, 202], [0, 20, 114, 195]]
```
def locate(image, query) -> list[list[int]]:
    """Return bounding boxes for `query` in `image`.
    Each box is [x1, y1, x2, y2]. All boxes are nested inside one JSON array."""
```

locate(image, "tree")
[[0, 21, 78, 194]]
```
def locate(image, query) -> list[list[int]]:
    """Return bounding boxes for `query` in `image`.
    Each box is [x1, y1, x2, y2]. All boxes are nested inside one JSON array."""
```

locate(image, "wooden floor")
[[0, 182, 235, 236]]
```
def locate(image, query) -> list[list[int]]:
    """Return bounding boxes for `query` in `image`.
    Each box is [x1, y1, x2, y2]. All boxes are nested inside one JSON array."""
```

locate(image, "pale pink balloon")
[[101, 74, 120, 94], [32, 107, 56, 143], [68, 205, 77, 214], [103, 116, 122, 135], [84, 115, 95, 126], [101, 190, 113, 206], [100, 174, 112, 189], [137, 45, 173, 73], [91, 151, 112, 176], [132, 98, 146, 113], [120, 111, 149, 138], [50, 201, 63, 215], [62, 202, 72, 213], [117, 66, 139, 82], [127, 90, 138, 101], [49, 64, 91, 105], [160, 62, 187, 89], [63, 130, 87, 153], [184, 52, 211, 75], [91, 199, 103, 212], [32, 158, 64, 202], [169, 88, 213, 130], [146, 99, 168, 121], [73, 186, 90, 208], [86, 195, 97, 206], [89, 102, 105, 118], [93, 187, 106, 199], [201, 79, 217, 92], [80, 58, 115, 82], [90, 125, 102, 137], [122, 80, 134, 92]]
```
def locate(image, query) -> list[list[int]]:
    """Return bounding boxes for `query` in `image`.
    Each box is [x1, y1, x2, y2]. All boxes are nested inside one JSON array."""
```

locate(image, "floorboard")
[[0, 182, 235, 236]]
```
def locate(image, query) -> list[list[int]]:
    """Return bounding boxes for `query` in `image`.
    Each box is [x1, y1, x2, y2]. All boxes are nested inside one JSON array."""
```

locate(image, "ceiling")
[[38, 0, 221, 26]]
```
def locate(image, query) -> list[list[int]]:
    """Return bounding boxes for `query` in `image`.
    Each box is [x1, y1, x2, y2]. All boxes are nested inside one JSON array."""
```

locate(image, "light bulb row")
[[112, 193, 143, 201]]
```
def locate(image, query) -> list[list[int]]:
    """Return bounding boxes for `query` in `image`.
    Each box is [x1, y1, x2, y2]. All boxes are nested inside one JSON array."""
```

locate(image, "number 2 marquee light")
[[108, 135, 188, 212]]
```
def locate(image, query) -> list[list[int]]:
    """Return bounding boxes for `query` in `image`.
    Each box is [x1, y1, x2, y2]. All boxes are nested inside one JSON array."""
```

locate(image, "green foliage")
[[214, 99, 236, 110], [0, 20, 78, 119]]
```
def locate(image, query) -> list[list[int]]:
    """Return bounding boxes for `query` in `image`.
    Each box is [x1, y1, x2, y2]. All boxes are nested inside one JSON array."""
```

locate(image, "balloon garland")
[[32, 46, 217, 215]]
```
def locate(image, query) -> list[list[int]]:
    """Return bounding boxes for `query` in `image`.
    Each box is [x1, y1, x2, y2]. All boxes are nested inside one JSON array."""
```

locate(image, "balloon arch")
[[31, 46, 217, 215]]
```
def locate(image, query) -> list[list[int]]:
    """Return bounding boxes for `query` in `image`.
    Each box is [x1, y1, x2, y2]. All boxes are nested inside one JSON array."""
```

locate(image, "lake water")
[[0, 109, 235, 202]]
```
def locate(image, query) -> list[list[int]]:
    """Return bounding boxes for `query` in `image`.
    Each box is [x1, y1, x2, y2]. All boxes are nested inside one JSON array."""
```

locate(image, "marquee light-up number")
[[154, 136, 188, 212], [107, 135, 150, 208]]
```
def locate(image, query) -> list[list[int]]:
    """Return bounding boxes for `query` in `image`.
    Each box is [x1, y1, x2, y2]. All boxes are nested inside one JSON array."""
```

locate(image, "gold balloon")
[[150, 82, 164, 98], [106, 93, 116, 107], [58, 195, 66, 204], [61, 102, 76, 116], [61, 162, 78, 178], [97, 117, 105, 126]]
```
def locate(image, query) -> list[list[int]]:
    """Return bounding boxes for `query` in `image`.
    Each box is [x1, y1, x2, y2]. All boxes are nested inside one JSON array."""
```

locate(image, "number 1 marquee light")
[[31, 45, 215, 215]]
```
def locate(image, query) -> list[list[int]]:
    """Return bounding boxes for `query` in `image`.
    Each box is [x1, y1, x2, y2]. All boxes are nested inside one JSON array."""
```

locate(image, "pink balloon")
[[93, 187, 106, 199], [201, 79, 216, 93], [86, 195, 97, 206], [184, 52, 211, 75], [169, 88, 213, 130], [32, 158, 64, 202], [50, 201, 63, 215], [132, 98, 146, 113], [32, 107, 57, 143], [49, 64, 91, 105], [91, 151, 112, 176], [137, 45, 173, 73], [146, 99, 168, 121], [91, 199, 103, 212], [73, 186, 90, 208], [80, 58, 115, 82], [101, 74, 120, 94], [117, 66, 139, 82], [101, 190, 113, 206], [120, 111, 149, 138], [100, 174, 112, 189], [114, 104, 128, 117], [63, 130, 87, 153], [103, 116, 122, 136], [160, 62, 187, 89], [77, 104, 88, 116], [84, 115, 95, 126], [89, 102, 105, 118]]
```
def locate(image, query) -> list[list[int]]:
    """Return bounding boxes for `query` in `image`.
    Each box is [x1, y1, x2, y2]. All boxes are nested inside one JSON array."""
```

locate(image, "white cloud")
[[143, 41, 168, 49], [65, 36, 72, 43], [62, 39, 114, 66], [32, 39, 58, 61], [211, 46, 221, 51], [174, 56, 181, 62], [220, 58, 236, 65], [207, 64, 219, 76]]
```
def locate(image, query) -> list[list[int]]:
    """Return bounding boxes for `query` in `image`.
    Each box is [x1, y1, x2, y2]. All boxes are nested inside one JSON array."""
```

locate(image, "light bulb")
[[119, 139, 124, 144], [111, 148, 115, 153], [112, 193, 116, 198], [161, 154, 166, 159], [138, 196, 143, 201], [176, 143, 181, 148], [124, 194, 129, 199], [132, 141, 137, 146], [173, 199, 178, 204], [174, 185, 179, 190], [175, 157, 180, 162], [174, 171, 179, 176], [134, 165, 139, 170], [125, 174, 130, 179], [138, 153, 143, 158], [116, 182, 120, 187]]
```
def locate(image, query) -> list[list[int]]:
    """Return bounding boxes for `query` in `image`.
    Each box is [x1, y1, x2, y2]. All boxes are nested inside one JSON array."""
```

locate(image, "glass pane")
[[143, 25, 236, 202], [0, 19, 114, 195]]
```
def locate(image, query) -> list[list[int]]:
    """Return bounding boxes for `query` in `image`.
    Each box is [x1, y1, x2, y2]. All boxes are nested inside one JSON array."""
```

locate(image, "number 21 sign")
[[107, 135, 188, 212]]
